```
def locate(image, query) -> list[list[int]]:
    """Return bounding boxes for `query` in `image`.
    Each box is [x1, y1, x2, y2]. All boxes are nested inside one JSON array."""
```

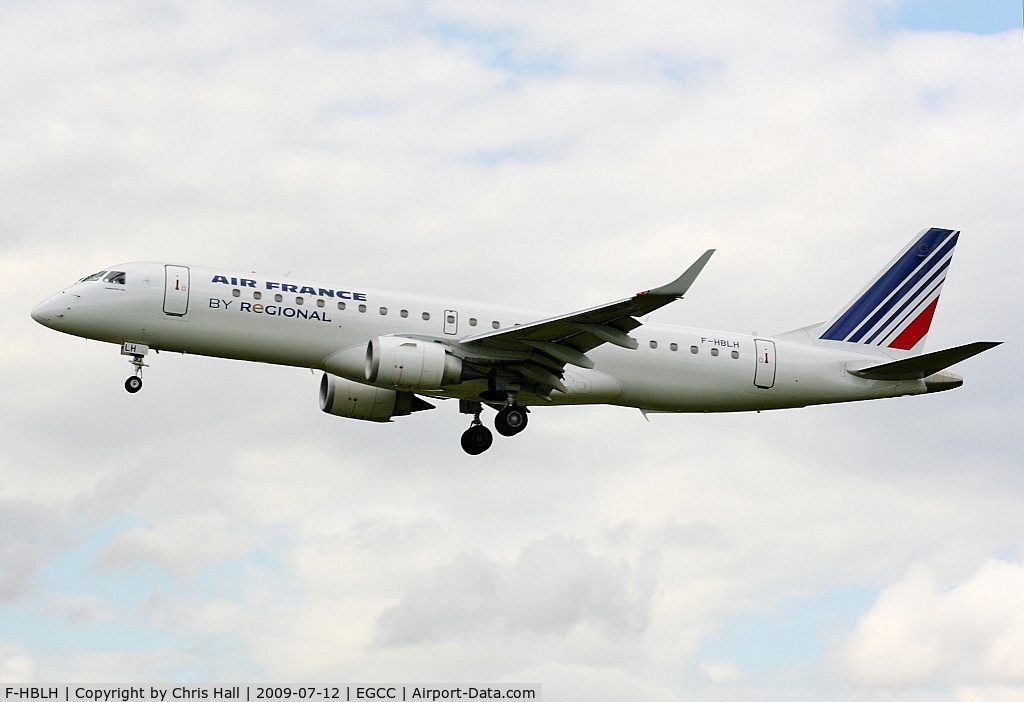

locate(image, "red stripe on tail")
[[888, 298, 939, 350]]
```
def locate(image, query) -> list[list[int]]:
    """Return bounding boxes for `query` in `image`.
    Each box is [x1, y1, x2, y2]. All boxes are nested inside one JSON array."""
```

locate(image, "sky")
[[1, 0, 1022, 699]]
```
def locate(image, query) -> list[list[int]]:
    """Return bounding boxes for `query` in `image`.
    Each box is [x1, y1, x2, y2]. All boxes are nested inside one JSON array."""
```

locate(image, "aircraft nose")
[[31, 293, 71, 328]]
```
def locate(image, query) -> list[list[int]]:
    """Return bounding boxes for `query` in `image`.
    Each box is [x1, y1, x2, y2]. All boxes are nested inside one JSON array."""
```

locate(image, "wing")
[[454, 250, 715, 396]]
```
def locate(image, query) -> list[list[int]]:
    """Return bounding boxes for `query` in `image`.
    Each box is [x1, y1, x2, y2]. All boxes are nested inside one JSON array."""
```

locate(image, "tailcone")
[[924, 370, 963, 393]]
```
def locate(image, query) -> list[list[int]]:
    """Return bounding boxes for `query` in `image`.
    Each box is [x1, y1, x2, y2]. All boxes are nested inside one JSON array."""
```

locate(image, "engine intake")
[[365, 336, 463, 390], [319, 373, 433, 422]]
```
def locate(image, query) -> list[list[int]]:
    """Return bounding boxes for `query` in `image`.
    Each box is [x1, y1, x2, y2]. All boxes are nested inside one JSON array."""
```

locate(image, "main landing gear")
[[494, 403, 528, 437], [459, 397, 529, 455], [461, 419, 493, 456], [121, 342, 150, 394]]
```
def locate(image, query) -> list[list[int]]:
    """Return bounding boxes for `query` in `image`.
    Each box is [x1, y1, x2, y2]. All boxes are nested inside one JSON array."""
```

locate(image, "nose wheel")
[[121, 342, 149, 394]]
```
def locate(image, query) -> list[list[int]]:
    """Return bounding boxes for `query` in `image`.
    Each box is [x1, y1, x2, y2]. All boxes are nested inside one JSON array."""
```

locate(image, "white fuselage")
[[31, 261, 928, 413]]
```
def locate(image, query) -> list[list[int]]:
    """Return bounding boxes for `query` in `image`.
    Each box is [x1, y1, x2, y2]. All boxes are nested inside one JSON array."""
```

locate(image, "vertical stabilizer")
[[818, 228, 959, 354]]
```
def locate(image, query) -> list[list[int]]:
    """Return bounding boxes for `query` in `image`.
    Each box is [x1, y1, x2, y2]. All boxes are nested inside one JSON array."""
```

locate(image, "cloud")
[[838, 560, 1024, 688], [0, 641, 36, 684], [94, 514, 252, 580], [0, 542, 44, 603], [0, 498, 73, 603], [42, 593, 115, 625], [38, 648, 199, 684], [507, 661, 683, 702], [376, 535, 650, 644], [955, 687, 1024, 702]]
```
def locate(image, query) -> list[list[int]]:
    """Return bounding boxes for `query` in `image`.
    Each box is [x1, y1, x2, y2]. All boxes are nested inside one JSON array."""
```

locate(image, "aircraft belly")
[[427, 369, 622, 407]]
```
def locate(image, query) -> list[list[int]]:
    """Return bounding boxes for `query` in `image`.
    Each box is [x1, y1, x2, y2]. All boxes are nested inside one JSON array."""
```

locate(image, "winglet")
[[643, 249, 715, 298]]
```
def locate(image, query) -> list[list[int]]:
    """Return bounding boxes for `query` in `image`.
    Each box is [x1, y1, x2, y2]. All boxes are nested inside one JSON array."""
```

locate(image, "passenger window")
[[102, 271, 126, 285], [446, 314, 455, 325], [358, 304, 367, 313], [649, 340, 658, 349], [275, 294, 283, 302], [337, 301, 346, 310], [469, 318, 477, 326], [690, 345, 699, 354], [317, 299, 325, 308], [670, 343, 678, 352], [731, 350, 739, 359], [711, 348, 719, 356], [380, 307, 388, 315], [492, 321, 500, 329], [296, 296, 304, 305], [254, 291, 262, 300], [422, 312, 430, 321], [232, 289, 241, 297], [400, 310, 409, 318]]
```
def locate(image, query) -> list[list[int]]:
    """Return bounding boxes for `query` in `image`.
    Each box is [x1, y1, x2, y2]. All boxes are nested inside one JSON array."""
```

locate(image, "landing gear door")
[[443, 309, 458, 335], [163, 265, 190, 316], [754, 339, 776, 389]]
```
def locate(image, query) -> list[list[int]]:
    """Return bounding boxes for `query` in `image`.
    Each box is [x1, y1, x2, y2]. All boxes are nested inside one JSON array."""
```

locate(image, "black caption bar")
[[2, 687, 540, 702]]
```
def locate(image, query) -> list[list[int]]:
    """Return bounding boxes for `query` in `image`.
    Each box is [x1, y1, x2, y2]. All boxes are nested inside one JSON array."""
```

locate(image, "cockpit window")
[[80, 271, 106, 282], [102, 271, 126, 284]]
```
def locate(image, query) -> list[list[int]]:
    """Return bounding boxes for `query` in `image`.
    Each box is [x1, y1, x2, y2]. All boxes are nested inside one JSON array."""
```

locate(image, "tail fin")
[[818, 228, 959, 354]]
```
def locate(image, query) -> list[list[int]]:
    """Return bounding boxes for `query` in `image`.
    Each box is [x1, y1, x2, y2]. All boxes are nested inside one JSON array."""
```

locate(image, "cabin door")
[[163, 265, 190, 316], [754, 339, 776, 389], [444, 309, 458, 335]]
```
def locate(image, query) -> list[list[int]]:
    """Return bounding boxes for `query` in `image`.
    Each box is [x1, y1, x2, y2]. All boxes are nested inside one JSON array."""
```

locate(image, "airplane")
[[31, 227, 1000, 455]]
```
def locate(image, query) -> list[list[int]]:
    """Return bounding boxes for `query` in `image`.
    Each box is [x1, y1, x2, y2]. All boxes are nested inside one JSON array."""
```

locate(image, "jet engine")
[[365, 336, 463, 390], [319, 373, 433, 422]]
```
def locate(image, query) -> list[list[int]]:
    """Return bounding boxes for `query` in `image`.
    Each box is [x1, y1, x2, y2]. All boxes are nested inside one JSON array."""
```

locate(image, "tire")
[[125, 376, 143, 393], [461, 425, 493, 455], [494, 406, 528, 436]]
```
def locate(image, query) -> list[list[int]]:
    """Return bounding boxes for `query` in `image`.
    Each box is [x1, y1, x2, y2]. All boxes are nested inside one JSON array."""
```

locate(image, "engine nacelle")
[[365, 336, 463, 390], [319, 373, 433, 422]]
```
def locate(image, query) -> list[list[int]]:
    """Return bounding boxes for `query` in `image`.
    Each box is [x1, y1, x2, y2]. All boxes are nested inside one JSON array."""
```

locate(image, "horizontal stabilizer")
[[849, 341, 1001, 380]]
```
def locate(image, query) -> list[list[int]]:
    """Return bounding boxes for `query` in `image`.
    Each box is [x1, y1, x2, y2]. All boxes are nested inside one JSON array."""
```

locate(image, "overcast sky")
[[2, 0, 1022, 699]]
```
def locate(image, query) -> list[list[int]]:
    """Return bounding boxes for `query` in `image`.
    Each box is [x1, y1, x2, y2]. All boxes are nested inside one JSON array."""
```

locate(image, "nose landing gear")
[[121, 342, 149, 394]]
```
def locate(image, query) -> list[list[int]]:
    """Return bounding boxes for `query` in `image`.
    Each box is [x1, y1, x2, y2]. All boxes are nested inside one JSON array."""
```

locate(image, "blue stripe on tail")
[[847, 236, 956, 343], [820, 228, 957, 343], [864, 261, 950, 345]]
